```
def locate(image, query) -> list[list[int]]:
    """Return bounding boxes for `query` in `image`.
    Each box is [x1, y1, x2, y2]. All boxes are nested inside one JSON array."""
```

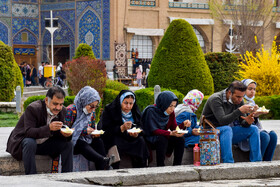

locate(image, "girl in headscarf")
[[65, 86, 110, 170], [142, 91, 191, 167], [239, 79, 277, 161], [100, 90, 148, 169], [175, 89, 204, 148]]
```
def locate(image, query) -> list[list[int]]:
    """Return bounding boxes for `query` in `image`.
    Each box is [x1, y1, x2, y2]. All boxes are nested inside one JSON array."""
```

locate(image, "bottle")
[[193, 143, 200, 166]]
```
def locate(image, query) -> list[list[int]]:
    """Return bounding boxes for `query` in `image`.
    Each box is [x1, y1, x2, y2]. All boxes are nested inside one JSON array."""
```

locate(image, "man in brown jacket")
[[6, 86, 73, 174]]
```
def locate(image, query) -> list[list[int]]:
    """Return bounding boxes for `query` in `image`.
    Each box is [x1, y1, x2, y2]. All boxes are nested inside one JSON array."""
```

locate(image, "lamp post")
[[45, 10, 58, 79], [229, 20, 233, 53]]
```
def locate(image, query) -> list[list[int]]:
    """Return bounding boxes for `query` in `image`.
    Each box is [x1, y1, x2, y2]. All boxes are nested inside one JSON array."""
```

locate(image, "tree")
[[238, 37, 280, 96], [148, 19, 214, 95], [73, 43, 95, 59], [0, 41, 23, 101], [210, 0, 277, 55]]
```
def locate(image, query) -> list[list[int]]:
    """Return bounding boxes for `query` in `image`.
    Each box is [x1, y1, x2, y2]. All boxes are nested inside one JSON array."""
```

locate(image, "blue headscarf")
[[71, 86, 101, 146], [120, 92, 135, 123]]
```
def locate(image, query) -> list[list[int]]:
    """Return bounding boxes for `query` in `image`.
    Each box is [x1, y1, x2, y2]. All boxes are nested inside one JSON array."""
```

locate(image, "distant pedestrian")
[[38, 62, 45, 87], [136, 65, 142, 87], [30, 64, 37, 86]]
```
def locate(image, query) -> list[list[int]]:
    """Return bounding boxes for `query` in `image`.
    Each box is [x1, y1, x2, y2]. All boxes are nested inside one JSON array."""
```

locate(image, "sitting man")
[[6, 86, 73, 174], [201, 80, 262, 163]]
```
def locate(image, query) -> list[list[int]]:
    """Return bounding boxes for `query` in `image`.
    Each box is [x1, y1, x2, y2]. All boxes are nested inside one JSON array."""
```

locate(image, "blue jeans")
[[217, 125, 262, 163], [260, 130, 277, 161]]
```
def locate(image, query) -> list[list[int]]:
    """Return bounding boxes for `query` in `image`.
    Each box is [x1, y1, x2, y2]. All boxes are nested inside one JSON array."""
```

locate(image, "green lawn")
[[0, 112, 18, 127]]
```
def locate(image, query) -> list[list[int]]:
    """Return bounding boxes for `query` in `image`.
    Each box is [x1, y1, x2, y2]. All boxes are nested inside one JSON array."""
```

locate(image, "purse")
[[199, 115, 220, 166]]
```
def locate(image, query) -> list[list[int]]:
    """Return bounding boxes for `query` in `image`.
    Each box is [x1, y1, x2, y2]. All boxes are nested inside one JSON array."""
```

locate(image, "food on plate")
[[61, 126, 74, 134], [91, 130, 105, 135], [257, 106, 269, 113], [127, 127, 142, 133]]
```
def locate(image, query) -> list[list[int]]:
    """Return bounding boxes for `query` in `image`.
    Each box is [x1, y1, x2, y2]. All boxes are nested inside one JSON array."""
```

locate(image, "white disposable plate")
[[61, 128, 74, 134], [127, 129, 142, 133], [91, 130, 104, 135], [256, 108, 269, 113], [177, 130, 188, 134]]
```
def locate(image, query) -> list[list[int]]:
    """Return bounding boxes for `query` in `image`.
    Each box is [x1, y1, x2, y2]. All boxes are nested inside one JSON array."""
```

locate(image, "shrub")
[[148, 19, 214, 95], [205, 52, 241, 92], [238, 38, 280, 96], [0, 41, 23, 101], [134, 87, 184, 111], [105, 79, 129, 91], [102, 88, 120, 108], [64, 57, 107, 96], [64, 96, 75, 107], [73, 43, 95, 59], [23, 95, 46, 110]]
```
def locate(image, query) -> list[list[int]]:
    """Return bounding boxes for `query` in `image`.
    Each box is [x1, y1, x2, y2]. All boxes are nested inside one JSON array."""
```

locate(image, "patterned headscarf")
[[71, 86, 101, 146], [182, 89, 204, 112]]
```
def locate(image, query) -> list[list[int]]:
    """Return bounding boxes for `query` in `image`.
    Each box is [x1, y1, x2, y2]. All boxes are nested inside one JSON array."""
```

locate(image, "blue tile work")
[[0, 0, 11, 17], [78, 9, 101, 58], [0, 21, 9, 44], [13, 0, 38, 2], [12, 18, 39, 38], [42, 15, 75, 61], [13, 29, 38, 45], [102, 0, 110, 60], [12, 4, 39, 18], [76, 0, 102, 18], [41, 10, 75, 60], [41, 2, 75, 11], [77, 0, 110, 59]]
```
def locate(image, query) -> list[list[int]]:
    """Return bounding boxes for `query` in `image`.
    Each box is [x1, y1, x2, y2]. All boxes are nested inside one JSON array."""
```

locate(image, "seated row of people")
[[6, 79, 277, 175]]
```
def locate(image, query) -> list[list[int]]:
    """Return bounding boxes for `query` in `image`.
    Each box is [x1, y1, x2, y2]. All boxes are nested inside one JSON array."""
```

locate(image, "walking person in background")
[[175, 89, 204, 148], [21, 62, 27, 87], [136, 65, 143, 87], [238, 79, 277, 161], [30, 64, 38, 86], [25, 64, 31, 87], [38, 62, 45, 87]]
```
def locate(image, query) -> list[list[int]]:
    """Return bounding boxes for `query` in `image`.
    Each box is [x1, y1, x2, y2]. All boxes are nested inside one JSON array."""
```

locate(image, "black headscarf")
[[142, 91, 178, 138], [99, 90, 142, 150]]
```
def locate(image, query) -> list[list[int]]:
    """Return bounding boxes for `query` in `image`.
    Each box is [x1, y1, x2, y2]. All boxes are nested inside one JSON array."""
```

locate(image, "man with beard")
[[6, 86, 73, 174]]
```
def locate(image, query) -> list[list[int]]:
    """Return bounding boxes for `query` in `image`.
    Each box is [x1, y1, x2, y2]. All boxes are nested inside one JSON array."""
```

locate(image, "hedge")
[[148, 19, 214, 96]]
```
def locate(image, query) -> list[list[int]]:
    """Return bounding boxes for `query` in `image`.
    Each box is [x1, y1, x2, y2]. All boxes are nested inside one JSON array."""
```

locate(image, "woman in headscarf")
[[239, 79, 277, 161], [175, 89, 204, 148], [65, 86, 110, 170], [100, 90, 148, 169], [142, 91, 191, 167]]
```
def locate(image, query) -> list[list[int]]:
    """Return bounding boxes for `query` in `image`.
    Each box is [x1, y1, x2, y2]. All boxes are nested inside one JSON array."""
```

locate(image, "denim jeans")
[[260, 130, 277, 161], [217, 125, 262, 163]]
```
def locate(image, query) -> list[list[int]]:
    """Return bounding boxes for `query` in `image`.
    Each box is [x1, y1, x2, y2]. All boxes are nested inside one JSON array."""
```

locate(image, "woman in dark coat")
[[142, 91, 190, 167], [100, 90, 148, 169]]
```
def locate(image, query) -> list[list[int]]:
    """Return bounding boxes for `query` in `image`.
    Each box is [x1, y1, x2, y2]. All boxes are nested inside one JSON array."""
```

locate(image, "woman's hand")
[[128, 132, 139, 138], [170, 130, 184, 137], [183, 120, 191, 128], [87, 127, 94, 135], [120, 121, 132, 133], [192, 129, 200, 136], [91, 134, 100, 138]]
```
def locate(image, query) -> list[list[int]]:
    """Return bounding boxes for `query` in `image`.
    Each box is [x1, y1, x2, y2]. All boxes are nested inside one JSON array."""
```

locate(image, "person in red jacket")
[[142, 91, 191, 166]]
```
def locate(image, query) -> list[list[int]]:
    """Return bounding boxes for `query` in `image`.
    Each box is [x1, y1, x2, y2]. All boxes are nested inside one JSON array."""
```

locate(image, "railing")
[[169, 2, 209, 9], [130, 0, 156, 7]]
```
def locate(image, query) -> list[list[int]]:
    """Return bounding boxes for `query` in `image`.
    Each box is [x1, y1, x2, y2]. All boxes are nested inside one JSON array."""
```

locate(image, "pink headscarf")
[[183, 89, 204, 112]]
